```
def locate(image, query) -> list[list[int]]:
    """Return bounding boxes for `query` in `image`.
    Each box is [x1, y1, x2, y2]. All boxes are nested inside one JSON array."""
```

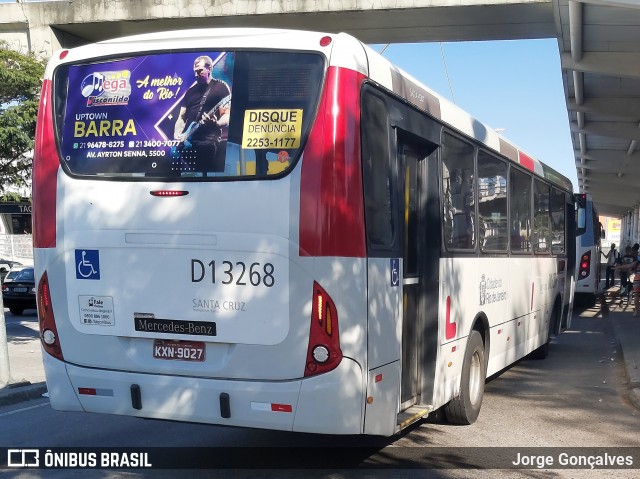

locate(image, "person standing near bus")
[[616, 243, 640, 315], [601, 243, 618, 289], [173, 55, 231, 173], [618, 245, 634, 297]]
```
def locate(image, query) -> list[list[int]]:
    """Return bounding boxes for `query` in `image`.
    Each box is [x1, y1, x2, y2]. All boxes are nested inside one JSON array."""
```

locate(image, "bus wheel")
[[444, 330, 486, 425], [530, 303, 559, 360]]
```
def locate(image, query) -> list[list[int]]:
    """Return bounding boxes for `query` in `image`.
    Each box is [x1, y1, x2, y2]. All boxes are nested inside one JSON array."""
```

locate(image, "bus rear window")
[[53, 51, 324, 180]]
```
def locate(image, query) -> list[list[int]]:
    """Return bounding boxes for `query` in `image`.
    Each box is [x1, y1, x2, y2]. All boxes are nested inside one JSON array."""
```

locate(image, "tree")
[[0, 42, 46, 196]]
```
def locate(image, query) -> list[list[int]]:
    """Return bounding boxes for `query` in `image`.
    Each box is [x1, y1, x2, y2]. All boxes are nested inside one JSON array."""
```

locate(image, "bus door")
[[563, 192, 576, 328], [361, 88, 440, 434], [400, 145, 421, 408], [398, 141, 440, 410]]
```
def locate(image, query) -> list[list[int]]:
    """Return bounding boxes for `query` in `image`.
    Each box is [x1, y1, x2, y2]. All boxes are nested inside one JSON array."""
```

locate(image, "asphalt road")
[[0, 310, 638, 478]]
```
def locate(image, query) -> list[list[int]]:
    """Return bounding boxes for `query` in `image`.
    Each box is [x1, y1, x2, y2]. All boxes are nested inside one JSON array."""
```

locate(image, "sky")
[[369, 39, 578, 190]]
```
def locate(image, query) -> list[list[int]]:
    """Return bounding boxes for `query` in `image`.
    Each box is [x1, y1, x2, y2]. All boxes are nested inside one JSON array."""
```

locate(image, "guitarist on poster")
[[173, 55, 231, 173]]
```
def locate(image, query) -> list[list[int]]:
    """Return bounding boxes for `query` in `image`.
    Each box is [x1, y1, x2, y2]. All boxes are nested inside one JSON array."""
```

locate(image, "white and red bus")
[[33, 28, 575, 436], [574, 193, 603, 306]]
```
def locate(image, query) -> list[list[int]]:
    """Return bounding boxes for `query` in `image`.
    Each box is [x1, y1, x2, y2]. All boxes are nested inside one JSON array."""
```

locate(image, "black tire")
[[9, 307, 24, 316], [529, 303, 559, 360], [444, 330, 486, 425], [574, 292, 597, 309], [529, 336, 549, 360]]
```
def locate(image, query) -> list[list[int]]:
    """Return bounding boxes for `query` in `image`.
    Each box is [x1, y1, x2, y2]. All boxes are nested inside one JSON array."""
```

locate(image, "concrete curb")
[[0, 381, 48, 407]]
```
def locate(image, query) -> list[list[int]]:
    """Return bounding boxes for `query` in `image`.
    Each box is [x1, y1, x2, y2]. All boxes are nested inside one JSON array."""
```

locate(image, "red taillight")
[[33, 79, 58, 248], [150, 190, 189, 197], [38, 272, 63, 361], [579, 251, 591, 278], [304, 282, 342, 377]]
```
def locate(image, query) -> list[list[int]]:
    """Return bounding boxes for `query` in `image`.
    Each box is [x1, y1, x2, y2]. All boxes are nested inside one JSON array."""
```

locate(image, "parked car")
[[2, 266, 36, 315], [0, 259, 22, 282], [2, 264, 29, 283]]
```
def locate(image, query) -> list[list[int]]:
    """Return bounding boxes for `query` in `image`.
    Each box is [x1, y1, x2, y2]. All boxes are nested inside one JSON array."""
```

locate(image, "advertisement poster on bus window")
[[62, 52, 234, 177]]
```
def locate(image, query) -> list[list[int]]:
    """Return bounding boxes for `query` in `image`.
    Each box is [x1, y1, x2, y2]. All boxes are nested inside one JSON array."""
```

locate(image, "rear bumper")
[[43, 353, 365, 435]]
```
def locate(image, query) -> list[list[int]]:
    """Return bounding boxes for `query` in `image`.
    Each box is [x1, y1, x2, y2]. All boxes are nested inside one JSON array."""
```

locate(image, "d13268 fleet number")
[[190, 259, 275, 287]]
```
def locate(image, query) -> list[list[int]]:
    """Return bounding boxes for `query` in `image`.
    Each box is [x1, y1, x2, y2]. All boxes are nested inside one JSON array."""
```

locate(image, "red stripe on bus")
[[33, 79, 58, 248], [531, 282, 535, 311], [445, 296, 456, 340], [518, 151, 535, 172], [299, 66, 366, 257]]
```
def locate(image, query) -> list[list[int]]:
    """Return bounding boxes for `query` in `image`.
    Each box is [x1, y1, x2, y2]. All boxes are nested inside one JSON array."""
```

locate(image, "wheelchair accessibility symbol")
[[75, 249, 100, 280]]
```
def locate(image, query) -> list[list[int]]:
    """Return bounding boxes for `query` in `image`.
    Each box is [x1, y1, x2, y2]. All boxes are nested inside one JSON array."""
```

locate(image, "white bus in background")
[[574, 193, 603, 307], [33, 28, 575, 436]]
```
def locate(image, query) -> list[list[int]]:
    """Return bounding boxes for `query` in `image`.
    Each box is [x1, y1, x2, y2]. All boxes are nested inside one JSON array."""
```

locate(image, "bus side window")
[[509, 168, 532, 253], [533, 179, 550, 254], [442, 133, 475, 250], [477, 150, 508, 252], [550, 187, 566, 255], [361, 90, 395, 253]]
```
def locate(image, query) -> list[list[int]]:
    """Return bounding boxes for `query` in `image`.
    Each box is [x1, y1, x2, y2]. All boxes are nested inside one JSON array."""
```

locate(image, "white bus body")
[[33, 29, 575, 436]]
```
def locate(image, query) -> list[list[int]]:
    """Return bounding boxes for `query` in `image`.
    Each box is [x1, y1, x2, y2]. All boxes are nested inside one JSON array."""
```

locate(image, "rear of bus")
[[574, 193, 602, 306], [33, 30, 371, 434]]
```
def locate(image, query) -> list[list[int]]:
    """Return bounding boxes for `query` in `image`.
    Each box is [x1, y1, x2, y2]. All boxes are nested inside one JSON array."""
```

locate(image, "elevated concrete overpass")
[[2, 0, 640, 226], [1, 0, 556, 52]]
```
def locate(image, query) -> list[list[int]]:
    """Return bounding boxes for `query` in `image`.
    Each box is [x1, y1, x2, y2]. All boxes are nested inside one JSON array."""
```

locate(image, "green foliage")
[[0, 192, 24, 203], [0, 41, 46, 195]]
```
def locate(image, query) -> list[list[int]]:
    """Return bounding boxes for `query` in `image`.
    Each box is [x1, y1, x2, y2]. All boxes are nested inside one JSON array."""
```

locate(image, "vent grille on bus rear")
[[249, 67, 312, 100]]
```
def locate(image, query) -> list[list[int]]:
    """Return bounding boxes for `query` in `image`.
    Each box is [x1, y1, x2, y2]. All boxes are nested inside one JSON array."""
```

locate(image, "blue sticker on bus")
[[75, 249, 100, 280], [390, 258, 399, 287]]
